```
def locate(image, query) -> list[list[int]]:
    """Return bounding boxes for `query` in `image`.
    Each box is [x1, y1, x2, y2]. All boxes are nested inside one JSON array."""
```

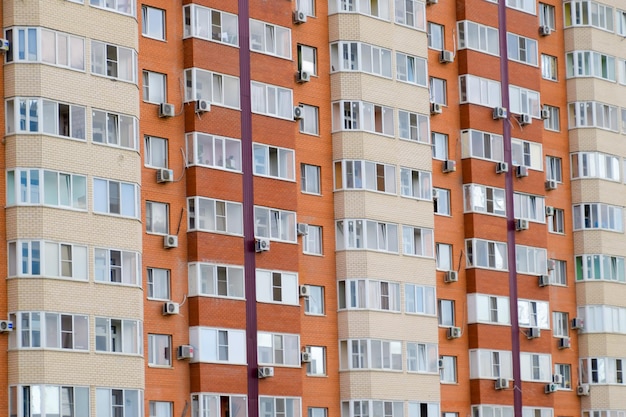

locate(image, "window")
[[440, 356, 457, 383], [299, 104, 319, 135], [459, 74, 502, 108], [182, 5, 238, 46], [5, 97, 86, 139], [340, 339, 402, 370], [571, 152, 620, 181], [189, 327, 246, 363], [514, 193, 546, 223], [7, 240, 88, 280], [428, 23, 444, 50], [434, 188, 450, 216], [258, 332, 300, 366], [465, 238, 508, 270], [436, 243, 453, 271], [250, 19, 291, 59], [405, 284, 436, 315], [260, 397, 301, 417], [306, 346, 326, 375], [93, 178, 139, 218], [91, 41, 136, 83], [192, 395, 246, 417], [408, 403, 440, 417], [463, 184, 506, 216], [469, 349, 513, 379], [150, 401, 173, 417], [297, 0, 316, 16], [184, 68, 240, 108], [142, 71, 167, 103], [147, 268, 170, 300], [146, 201, 169, 235], [145, 136, 168, 168], [188, 197, 243, 235], [9, 311, 88, 350], [407, 342, 438, 373], [520, 353, 551, 382], [554, 363, 572, 389], [336, 219, 399, 252], [546, 156, 562, 182], [468, 293, 510, 325], [581, 357, 626, 384], [548, 208, 565, 234], [541, 54, 557, 80], [90, 0, 135, 16], [575, 254, 625, 282], [402, 226, 434, 257], [94, 248, 140, 286], [564, 1, 614, 31], [186, 132, 241, 171], [432, 132, 448, 160], [331, 100, 394, 135], [395, 0, 425, 29], [309, 408, 327, 417], [457, 21, 499, 56], [142, 6, 165, 40], [539, 3, 556, 29], [95, 318, 142, 354], [329, 0, 391, 16], [10, 385, 90, 417], [254, 206, 296, 242], [303, 225, 323, 255], [148, 334, 171, 367], [573, 203, 623, 232], [92, 109, 139, 150], [251, 81, 293, 119], [438, 299, 455, 326], [509, 85, 541, 118], [461, 129, 504, 162], [429, 77, 447, 105], [518, 299, 549, 328], [298, 44, 317, 75], [396, 52, 427, 86], [549, 259, 567, 285], [338, 279, 401, 311], [568, 101, 619, 131], [398, 110, 429, 143], [566, 51, 616, 81], [553, 312, 569, 337], [512, 138, 543, 170], [5, 27, 85, 70], [6, 169, 87, 210], [400, 168, 432, 199], [472, 406, 514, 417], [543, 106, 560, 131], [256, 269, 299, 305], [304, 285, 324, 314], [335, 160, 397, 193], [253, 143, 295, 181], [619, 9, 626, 36], [507, 33, 538, 66], [188, 263, 244, 298], [506, 0, 535, 13], [329, 42, 392, 77]]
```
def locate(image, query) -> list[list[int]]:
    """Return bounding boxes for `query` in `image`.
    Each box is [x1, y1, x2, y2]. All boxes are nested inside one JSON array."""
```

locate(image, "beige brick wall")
[[340, 372, 440, 401], [338, 310, 438, 342], [335, 250, 436, 284]]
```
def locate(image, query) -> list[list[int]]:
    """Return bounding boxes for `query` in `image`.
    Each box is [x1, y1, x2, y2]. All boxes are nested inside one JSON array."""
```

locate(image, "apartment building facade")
[[1, 0, 625, 417]]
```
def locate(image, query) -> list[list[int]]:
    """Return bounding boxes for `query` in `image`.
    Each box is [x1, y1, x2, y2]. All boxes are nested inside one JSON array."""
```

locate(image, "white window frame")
[[182, 5, 239, 46], [439, 299, 455, 327], [429, 77, 447, 105], [566, 51, 616, 81], [549, 259, 567, 285], [254, 206, 297, 242], [260, 397, 302, 417], [396, 52, 428, 86], [428, 22, 444, 50], [564, 0, 614, 31], [337, 279, 401, 312], [394, 0, 425, 29], [94, 248, 141, 286], [457, 21, 499, 56], [256, 269, 299, 305], [304, 285, 325, 314], [187, 196, 243, 236], [432, 132, 448, 160], [91, 108, 139, 150], [185, 132, 242, 171], [306, 346, 326, 375], [434, 188, 451, 216], [507, 32, 538, 66], [91, 40, 137, 83], [258, 332, 300, 366], [146, 201, 169, 235], [539, 3, 556, 29], [518, 299, 550, 329], [5, 97, 86, 140], [571, 152, 620, 181], [144, 135, 168, 169], [516, 245, 548, 275], [465, 238, 508, 270], [407, 342, 438, 373], [301, 164, 321, 195], [142, 70, 167, 104], [6, 168, 87, 210], [148, 334, 171, 367], [188, 262, 245, 299], [459, 74, 502, 108], [520, 353, 552, 382], [253, 143, 295, 181], [93, 178, 139, 218], [147, 267, 170, 300], [7, 240, 88, 280], [461, 129, 504, 162], [405, 284, 436, 315], [9, 385, 90, 417], [575, 254, 625, 282], [8, 311, 89, 350], [335, 219, 399, 253], [548, 208, 565, 234], [5, 27, 85, 71], [463, 184, 506, 216], [250, 19, 291, 59], [440, 356, 457, 383], [509, 85, 541, 118], [468, 293, 511, 325], [340, 339, 402, 370], [331, 100, 395, 135], [90, 0, 135, 16], [189, 327, 246, 364], [553, 312, 569, 337], [303, 225, 323, 255], [512, 138, 543, 170], [543, 105, 560, 131], [513, 193, 546, 223], [541, 54, 557, 80], [573, 203, 624, 232], [469, 349, 513, 379], [184, 67, 241, 109], [400, 168, 432, 200], [299, 104, 319, 135], [330, 41, 393, 78], [568, 101, 619, 131], [334, 160, 397, 194], [94, 317, 143, 354], [398, 110, 430, 143], [142, 5, 166, 40], [436, 243, 453, 271]]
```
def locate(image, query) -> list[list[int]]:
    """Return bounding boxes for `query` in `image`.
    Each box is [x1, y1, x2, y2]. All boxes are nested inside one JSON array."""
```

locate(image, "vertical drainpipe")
[[237, 1, 259, 416], [497, 0, 522, 415]]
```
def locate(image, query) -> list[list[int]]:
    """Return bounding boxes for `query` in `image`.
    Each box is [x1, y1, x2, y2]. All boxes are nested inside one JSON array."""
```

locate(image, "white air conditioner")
[[553, 374, 564, 384], [547, 259, 556, 270], [195, 99, 211, 113], [163, 301, 180, 315], [430, 102, 443, 115], [515, 165, 529, 178], [539, 25, 552, 36], [545, 206, 555, 217], [258, 366, 275, 378], [496, 162, 509, 174], [518, 113, 532, 125], [493, 107, 508, 120], [299, 285, 311, 297], [538, 275, 550, 287], [438, 358, 445, 369], [541, 107, 551, 119], [0, 320, 13, 332], [577, 384, 590, 396], [164, 235, 178, 249], [545, 383, 558, 394], [0, 38, 9, 52], [558, 337, 571, 349], [495, 378, 509, 390], [293, 105, 304, 120], [156, 168, 174, 183], [447, 326, 462, 339], [297, 223, 309, 236], [301, 351, 312, 363], [545, 180, 558, 190], [571, 317, 584, 330], [515, 218, 529, 231], [296, 70, 311, 83], [527, 327, 541, 339], [444, 271, 458, 283], [159, 103, 175, 118], [177, 345, 194, 360], [432, 189, 439, 200], [255, 238, 270, 252], [427, 0, 438, 4], [442, 160, 456, 173], [439, 50, 454, 63], [293, 10, 307, 24]]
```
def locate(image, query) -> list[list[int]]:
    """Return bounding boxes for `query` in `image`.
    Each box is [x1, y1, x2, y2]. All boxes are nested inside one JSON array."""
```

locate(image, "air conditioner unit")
[[547, 259, 556, 270], [515, 165, 529, 178], [444, 271, 458, 283], [0, 39, 9, 52], [493, 107, 508, 120], [577, 384, 590, 396], [430, 102, 443, 115], [438, 358, 445, 369], [447, 326, 462, 339], [515, 218, 529, 231], [518, 113, 532, 125], [258, 366, 275, 378], [301, 351, 312, 363], [299, 285, 311, 297], [571, 317, 584, 330], [195, 99, 211, 113], [553, 374, 564, 384], [293, 10, 307, 24], [541, 107, 551, 119], [545, 383, 558, 394], [0, 320, 13, 332], [156, 168, 174, 183], [538, 275, 550, 287], [527, 327, 541, 339], [539, 25, 552, 36], [164, 235, 178, 249], [426, 0, 438, 4], [545, 180, 558, 191], [558, 337, 571, 349], [163, 301, 180, 315], [159, 103, 175, 118], [177, 345, 194, 360], [255, 238, 270, 252], [495, 378, 509, 390], [439, 50, 454, 63], [297, 223, 309, 236], [442, 160, 456, 173], [432, 189, 439, 200], [296, 70, 311, 83], [293, 105, 304, 120], [545, 206, 555, 217], [496, 162, 509, 174]]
